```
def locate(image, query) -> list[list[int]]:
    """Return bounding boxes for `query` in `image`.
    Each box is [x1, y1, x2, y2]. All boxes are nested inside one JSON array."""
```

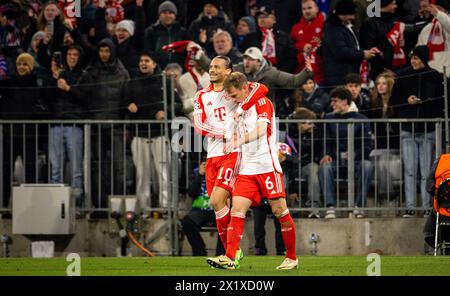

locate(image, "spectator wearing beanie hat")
[[334, 0, 357, 15], [188, 0, 235, 57], [322, 0, 380, 86], [391, 44, 444, 218], [235, 16, 256, 51], [116, 19, 135, 40], [144, 0, 188, 69], [417, 1, 450, 76], [360, 0, 400, 80], [158, 1, 178, 15]]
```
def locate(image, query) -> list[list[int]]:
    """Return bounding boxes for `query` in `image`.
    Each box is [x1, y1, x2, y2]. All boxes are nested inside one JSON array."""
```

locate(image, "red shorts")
[[205, 152, 241, 196], [232, 171, 286, 207]]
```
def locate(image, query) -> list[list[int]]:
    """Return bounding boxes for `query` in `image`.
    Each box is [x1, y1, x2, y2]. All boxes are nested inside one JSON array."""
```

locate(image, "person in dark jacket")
[[391, 45, 444, 218], [144, 1, 188, 70], [86, 38, 130, 120], [344, 72, 372, 117], [234, 16, 256, 52], [125, 52, 168, 209], [239, 5, 297, 73], [48, 44, 92, 209], [181, 159, 225, 256], [360, 0, 401, 80], [0, 53, 43, 207], [85, 38, 130, 211], [322, 0, 379, 86], [285, 108, 323, 218], [318, 87, 373, 218], [188, 0, 235, 57], [287, 78, 330, 118], [208, 30, 242, 64]]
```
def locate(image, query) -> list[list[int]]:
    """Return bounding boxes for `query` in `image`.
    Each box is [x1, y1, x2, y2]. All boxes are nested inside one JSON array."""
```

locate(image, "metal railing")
[[0, 118, 447, 212]]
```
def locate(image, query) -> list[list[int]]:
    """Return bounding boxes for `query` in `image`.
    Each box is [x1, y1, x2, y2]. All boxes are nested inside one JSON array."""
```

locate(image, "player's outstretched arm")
[[234, 82, 268, 120]]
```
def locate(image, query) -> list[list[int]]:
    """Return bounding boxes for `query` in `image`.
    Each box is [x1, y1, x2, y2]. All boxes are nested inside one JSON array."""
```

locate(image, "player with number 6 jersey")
[[206, 72, 298, 271], [193, 56, 268, 254]]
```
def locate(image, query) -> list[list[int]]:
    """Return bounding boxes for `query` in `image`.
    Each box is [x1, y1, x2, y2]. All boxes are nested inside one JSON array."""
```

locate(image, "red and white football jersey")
[[193, 82, 268, 158], [238, 96, 282, 175]]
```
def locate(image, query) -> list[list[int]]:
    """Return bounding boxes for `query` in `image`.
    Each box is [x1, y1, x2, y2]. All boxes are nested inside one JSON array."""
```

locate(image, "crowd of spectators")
[[0, 0, 449, 221]]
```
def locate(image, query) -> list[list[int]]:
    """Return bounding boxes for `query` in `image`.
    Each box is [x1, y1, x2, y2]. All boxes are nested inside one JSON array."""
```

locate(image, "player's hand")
[[233, 111, 242, 122], [223, 136, 238, 154]]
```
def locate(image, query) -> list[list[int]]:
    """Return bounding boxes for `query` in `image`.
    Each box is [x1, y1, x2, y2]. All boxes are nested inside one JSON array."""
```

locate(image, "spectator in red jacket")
[[290, 0, 325, 83]]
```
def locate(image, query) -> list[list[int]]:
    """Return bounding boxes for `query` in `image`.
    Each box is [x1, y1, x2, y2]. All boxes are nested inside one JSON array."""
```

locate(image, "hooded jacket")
[[86, 38, 130, 120], [47, 48, 92, 120]]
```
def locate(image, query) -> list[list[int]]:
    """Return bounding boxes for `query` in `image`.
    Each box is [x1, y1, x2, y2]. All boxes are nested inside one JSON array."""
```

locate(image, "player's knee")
[[209, 197, 226, 210], [271, 203, 287, 217]]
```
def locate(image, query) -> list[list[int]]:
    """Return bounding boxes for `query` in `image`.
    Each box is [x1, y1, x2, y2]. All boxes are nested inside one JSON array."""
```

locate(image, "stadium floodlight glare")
[[124, 211, 135, 222]]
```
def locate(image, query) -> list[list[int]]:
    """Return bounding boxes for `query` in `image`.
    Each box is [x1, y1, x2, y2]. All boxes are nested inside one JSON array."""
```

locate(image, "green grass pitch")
[[0, 256, 449, 276]]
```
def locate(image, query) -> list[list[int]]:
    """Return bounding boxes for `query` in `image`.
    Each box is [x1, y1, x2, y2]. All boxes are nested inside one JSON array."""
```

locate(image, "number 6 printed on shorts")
[[265, 176, 274, 190]]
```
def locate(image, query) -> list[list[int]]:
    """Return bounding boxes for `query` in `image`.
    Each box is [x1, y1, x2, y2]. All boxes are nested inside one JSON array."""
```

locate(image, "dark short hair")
[[344, 73, 361, 85], [140, 51, 157, 63], [66, 44, 83, 55], [330, 86, 352, 105], [213, 55, 232, 70]]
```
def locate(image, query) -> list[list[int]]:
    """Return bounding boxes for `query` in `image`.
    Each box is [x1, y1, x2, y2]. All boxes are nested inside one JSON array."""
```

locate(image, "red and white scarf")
[[359, 60, 370, 89], [260, 27, 277, 65], [386, 21, 406, 67], [427, 18, 446, 61]]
